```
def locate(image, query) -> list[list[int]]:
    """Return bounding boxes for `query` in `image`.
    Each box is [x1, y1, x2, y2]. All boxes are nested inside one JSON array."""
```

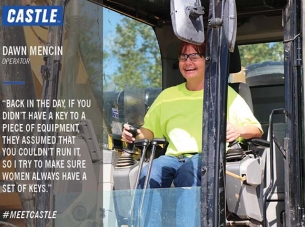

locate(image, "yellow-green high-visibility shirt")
[[142, 83, 262, 157]]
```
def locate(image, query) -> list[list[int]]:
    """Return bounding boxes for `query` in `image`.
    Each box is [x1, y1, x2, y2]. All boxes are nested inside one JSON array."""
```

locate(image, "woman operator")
[[122, 41, 262, 189]]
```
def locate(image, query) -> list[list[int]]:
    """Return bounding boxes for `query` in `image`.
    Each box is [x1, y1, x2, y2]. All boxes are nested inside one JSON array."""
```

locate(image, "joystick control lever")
[[124, 125, 138, 154]]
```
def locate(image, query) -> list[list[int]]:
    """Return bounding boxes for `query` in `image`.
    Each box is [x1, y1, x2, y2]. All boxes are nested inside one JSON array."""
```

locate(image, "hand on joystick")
[[117, 125, 138, 167], [123, 125, 138, 154]]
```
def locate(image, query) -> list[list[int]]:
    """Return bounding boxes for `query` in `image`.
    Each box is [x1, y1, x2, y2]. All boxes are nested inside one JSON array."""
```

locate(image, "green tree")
[[239, 42, 284, 67], [106, 17, 162, 90]]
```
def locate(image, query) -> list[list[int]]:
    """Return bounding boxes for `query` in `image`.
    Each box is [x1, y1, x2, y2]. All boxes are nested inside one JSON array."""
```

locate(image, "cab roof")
[[91, 0, 287, 44]]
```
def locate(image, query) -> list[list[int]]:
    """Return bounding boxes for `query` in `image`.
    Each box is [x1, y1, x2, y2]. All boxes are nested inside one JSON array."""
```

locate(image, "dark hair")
[[178, 41, 206, 56]]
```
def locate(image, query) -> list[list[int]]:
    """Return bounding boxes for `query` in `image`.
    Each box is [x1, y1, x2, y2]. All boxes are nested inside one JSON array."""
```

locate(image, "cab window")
[[229, 42, 284, 125]]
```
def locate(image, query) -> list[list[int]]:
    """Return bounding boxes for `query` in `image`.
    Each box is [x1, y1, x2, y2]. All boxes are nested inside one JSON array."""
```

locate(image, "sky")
[[103, 8, 124, 39]]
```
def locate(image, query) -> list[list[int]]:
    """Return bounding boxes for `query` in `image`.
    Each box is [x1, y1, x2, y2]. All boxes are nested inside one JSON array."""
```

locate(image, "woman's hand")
[[121, 124, 141, 143], [226, 122, 263, 142], [122, 124, 154, 143], [226, 122, 241, 142]]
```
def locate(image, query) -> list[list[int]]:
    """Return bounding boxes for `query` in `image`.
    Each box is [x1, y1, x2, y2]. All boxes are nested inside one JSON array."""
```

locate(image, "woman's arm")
[[226, 122, 263, 142]]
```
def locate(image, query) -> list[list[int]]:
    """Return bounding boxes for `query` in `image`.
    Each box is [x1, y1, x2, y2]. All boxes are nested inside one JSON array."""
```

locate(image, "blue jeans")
[[138, 154, 202, 188], [132, 154, 201, 227]]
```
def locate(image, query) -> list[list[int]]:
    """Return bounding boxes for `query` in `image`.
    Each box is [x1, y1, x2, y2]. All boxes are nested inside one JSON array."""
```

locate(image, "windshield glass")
[[58, 0, 162, 148], [104, 187, 201, 226]]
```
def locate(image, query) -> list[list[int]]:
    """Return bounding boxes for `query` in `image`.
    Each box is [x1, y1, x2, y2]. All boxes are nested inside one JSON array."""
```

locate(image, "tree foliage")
[[239, 42, 284, 67], [105, 17, 162, 90]]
